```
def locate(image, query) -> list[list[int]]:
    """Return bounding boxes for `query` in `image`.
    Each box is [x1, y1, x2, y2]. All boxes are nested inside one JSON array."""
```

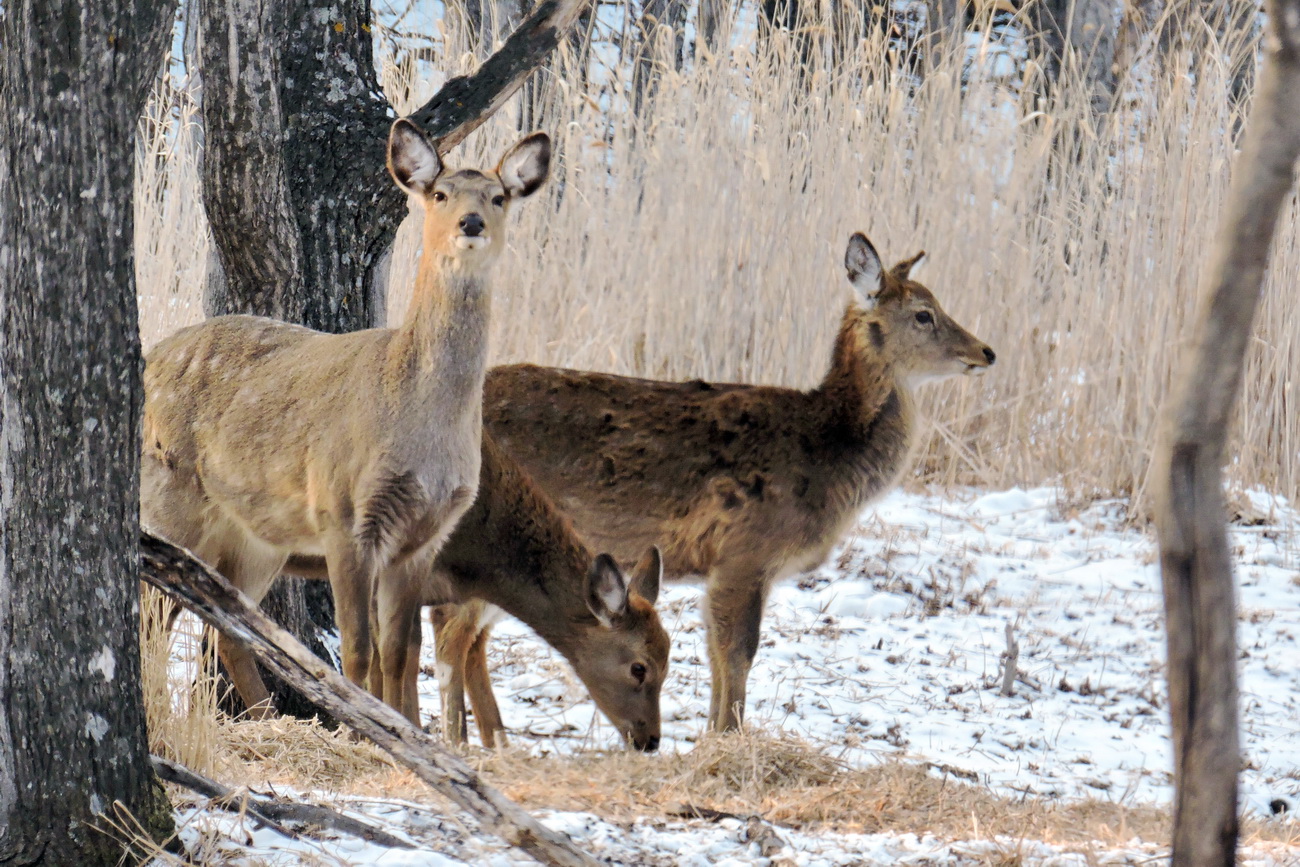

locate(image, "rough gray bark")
[[0, 0, 177, 862], [141, 532, 601, 867], [1153, 2, 1300, 864], [193, 0, 588, 719]]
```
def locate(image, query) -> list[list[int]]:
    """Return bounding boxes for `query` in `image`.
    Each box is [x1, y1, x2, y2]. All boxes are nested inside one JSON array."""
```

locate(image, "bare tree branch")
[[410, 0, 590, 150], [140, 532, 601, 867], [1153, 2, 1300, 864]]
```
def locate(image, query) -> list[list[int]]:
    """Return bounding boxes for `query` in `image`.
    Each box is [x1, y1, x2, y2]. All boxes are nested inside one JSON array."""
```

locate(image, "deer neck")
[[814, 305, 916, 452], [385, 254, 491, 417], [444, 446, 603, 659]]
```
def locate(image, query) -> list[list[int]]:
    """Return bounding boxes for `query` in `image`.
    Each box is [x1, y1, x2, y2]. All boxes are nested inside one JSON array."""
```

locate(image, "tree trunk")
[[697, 0, 730, 56], [1153, 2, 1300, 864], [1027, 0, 1118, 114], [634, 0, 688, 113], [0, 0, 177, 862]]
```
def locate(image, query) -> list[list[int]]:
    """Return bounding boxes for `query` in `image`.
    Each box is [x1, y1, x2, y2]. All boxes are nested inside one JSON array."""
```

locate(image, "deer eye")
[[432, 191, 447, 203], [915, 310, 934, 326], [491, 194, 506, 207], [631, 663, 647, 683]]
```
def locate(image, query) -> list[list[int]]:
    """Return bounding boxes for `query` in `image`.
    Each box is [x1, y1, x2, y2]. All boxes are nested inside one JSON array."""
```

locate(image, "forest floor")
[[150, 486, 1300, 865]]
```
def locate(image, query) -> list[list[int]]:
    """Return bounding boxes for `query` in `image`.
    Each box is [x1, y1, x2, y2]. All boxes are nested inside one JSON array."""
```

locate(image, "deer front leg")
[[704, 574, 770, 732], [373, 570, 424, 725], [401, 607, 424, 727], [324, 536, 376, 695], [464, 622, 507, 748]]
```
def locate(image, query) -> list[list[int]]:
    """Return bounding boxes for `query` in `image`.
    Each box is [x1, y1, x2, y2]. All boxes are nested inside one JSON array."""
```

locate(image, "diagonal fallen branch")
[[140, 531, 600, 867], [150, 755, 414, 849]]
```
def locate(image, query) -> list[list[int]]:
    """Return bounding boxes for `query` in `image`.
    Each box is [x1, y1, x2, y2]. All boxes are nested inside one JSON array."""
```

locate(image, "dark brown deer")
[[442, 232, 995, 733], [287, 433, 669, 751]]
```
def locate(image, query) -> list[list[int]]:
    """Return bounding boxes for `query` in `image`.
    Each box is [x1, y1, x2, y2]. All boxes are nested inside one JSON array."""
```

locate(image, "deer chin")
[[454, 235, 491, 251], [964, 363, 990, 376], [906, 370, 958, 389]]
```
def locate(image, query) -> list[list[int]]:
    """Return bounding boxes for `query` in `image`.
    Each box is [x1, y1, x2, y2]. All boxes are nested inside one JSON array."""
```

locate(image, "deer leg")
[[373, 566, 424, 724], [431, 603, 470, 744], [324, 536, 376, 696], [402, 607, 424, 727], [215, 543, 288, 720], [464, 621, 507, 748], [704, 575, 770, 733], [139, 454, 205, 642]]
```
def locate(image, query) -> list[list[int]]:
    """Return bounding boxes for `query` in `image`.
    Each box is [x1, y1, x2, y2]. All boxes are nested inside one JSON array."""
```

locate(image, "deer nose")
[[634, 735, 660, 753], [459, 213, 485, 236], [983, 347, 997, 365]]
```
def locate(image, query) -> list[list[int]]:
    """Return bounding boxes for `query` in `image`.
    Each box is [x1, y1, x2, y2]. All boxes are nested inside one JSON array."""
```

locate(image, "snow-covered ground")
[[165, 486, 1300, 865], [478, 485, 1300, 813], [166, 801, 1300, 866]]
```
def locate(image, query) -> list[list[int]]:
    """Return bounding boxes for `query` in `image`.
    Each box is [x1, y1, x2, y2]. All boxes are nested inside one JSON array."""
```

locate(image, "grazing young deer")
[[141, 119, 550, 717], [477, 232, 996, 732], [287, 433, 669, 751]]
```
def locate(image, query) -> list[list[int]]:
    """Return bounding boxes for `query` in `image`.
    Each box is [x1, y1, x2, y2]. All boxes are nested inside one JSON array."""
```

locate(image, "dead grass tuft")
[[213, 716, 390, 789]]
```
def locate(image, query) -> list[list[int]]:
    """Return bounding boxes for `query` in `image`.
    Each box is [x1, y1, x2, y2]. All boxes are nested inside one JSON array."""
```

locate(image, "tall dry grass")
[[135, 16, 1300, 512]]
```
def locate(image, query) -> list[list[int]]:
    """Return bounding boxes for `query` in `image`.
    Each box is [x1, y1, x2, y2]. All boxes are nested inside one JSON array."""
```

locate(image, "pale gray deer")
[[287, 432, 669, 750], [141, 119, 550, 717], [436, 232, 996, 732]]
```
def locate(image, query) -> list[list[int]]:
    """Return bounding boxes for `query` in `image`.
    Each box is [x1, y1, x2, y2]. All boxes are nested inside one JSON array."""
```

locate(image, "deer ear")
[[498, 132, 551, 199], [388, 119, 442, 197], [892, 250, 926, 280], [585, 554, 629, 627], [629, 546, 662, 607], [845, 232, 884, 307]]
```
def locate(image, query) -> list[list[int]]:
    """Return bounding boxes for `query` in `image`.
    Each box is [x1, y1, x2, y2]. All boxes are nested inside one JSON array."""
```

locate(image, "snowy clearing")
[[159, 486, 1300, 864]]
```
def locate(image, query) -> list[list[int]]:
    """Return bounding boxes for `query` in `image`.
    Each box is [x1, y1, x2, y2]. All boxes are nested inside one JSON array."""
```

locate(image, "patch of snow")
[[89, 645, 115, 682]]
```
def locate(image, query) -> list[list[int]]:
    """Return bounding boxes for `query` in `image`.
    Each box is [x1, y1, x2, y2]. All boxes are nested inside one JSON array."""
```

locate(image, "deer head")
[[572, 547, 669, 752], [387, 119, 551, 266], [844, 232, 996, 387]]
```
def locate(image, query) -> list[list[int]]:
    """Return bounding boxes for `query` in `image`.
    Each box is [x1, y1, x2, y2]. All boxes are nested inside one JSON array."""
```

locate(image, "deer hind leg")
[[464, 620, 507, 748], [430, 603, 473, 744], [213, 539, 289, 720], [703, 572, 771, 732], [139, 454, 207, 640]]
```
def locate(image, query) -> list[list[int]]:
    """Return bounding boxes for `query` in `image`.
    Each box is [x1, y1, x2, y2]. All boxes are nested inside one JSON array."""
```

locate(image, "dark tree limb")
[[409, 0, 589, 151], [1153, 2, 1300, 865], [150, 755, 415, 849], [140, 532, 600, 867]]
